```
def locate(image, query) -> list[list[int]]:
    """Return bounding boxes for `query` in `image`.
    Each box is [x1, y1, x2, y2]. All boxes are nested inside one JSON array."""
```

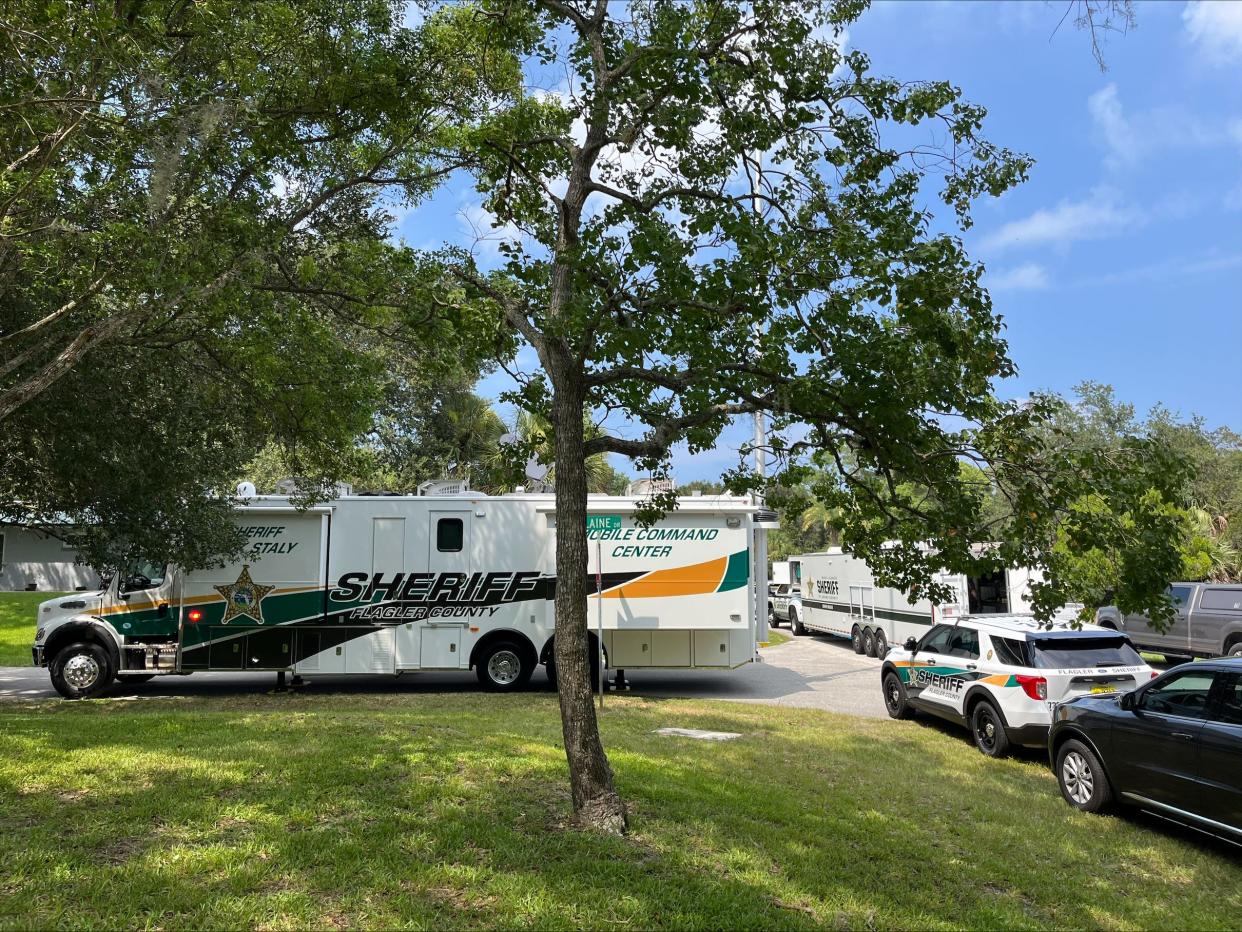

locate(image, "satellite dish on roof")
[[525, 457, 550, 482], [236, 481, 257, 499]]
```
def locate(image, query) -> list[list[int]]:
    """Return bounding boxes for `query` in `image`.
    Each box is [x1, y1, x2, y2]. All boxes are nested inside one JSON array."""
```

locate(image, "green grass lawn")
[[761, 628, 792, 647], [1, 693, 1238, 929], [0, 591, 66, 666]]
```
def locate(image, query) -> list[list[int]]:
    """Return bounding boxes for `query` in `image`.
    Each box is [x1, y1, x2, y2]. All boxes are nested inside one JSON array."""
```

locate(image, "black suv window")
[[919, 625, 956, 654], [946, 627, 980, 659], [1140, 670, 1216, 719], [1031, 636, 1143, 669], [1214, 674, 1242, 727]]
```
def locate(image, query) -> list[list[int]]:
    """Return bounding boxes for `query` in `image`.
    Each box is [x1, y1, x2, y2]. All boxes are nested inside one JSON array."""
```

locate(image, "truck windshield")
[[1031, 637, 1143, 669]]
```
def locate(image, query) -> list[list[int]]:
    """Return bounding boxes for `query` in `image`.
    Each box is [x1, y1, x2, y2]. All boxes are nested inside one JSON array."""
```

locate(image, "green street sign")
[[586, 515, 623, 531]]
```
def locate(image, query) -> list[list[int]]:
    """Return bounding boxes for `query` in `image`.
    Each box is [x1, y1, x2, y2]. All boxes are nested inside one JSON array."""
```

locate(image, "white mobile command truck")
[[789, 547, 1057, 657], [33, 490, 765, 699]]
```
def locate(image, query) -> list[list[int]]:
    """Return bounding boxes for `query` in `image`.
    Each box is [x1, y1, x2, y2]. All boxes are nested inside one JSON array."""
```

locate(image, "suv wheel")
[[50, 641, 114, 700], [970, 700, 1012, 758], [882, 671, 914, 720], [1056, 739, 1113, 812]]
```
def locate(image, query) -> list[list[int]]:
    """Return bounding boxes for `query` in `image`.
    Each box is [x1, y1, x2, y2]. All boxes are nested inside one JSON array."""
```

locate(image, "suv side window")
[[1214, 674, 1242, 727], [1139, 670, 1216, 719], [946, 627, 980, 660], [919, 625, 956, 654], [991, 635, 1030, 667]]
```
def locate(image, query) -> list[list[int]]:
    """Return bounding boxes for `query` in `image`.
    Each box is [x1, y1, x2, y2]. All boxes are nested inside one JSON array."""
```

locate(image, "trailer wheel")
[[476, 640, 533, 692], [882, 671, 914, 719], [49, 641, 114, 700], [789, 607, 805, 635], [851, 626, 865, 654], [861, 627, 876, 657], [873, 629, 888, 659]]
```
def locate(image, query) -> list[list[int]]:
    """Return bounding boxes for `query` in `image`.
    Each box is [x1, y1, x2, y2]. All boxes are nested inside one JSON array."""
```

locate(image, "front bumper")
[[31, 646, 44, 667]]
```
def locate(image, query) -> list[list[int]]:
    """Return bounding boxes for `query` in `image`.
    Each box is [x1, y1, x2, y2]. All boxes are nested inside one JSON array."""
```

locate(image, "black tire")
[[475, 640, 533, 692], [544, 644, 601, 692], [970, 700, 1012, 758], [1056, 738, 1114, 813], [49, 641, 114, 700], [882, 671, 914, 720], [851, 625, 865, 654], [873, 629, 889, 659], [1225, 641, 1242, 658], [116, 674, 156, 684], [768, 605, 780, 629], [862, 627, 876, 657], [789, 607, 805, 635]]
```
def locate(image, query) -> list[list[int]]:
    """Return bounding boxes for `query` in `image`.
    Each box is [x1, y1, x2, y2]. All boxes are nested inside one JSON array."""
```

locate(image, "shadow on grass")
[[0, 694, 1239, 930]]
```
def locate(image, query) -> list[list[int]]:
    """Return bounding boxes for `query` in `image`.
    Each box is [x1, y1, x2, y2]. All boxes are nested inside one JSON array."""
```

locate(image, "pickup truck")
[[768, 582, 804, 634], [1095, 582, 1242, 661]]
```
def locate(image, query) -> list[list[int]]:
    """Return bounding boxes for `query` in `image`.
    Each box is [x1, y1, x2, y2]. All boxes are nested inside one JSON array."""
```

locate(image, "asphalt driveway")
[[0, 631, 888, 717]]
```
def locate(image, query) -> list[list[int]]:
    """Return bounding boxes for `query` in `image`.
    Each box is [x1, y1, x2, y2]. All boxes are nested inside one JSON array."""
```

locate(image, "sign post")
[[596, 540, 604, 709]]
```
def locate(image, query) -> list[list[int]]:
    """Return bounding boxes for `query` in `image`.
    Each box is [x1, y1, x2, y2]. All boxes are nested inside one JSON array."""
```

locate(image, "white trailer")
[[34, 491, 761, 698], [789, 547, 1046, 658]]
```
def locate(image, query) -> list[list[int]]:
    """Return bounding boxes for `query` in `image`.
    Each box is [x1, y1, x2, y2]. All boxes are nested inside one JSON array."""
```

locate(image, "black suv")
[[1048, 658, 1242, 840]]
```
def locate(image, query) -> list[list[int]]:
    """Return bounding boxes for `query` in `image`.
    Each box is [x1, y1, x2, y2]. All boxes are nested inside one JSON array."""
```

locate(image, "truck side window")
[[436, 518, 464, 552], [1169, 585, 1194, 610]]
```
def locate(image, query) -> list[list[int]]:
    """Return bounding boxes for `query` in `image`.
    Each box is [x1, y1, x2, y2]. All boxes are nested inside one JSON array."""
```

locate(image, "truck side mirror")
[[904, 637, 918, 653]]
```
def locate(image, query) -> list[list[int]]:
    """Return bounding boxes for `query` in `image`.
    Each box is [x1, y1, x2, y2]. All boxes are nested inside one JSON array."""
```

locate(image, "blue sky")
[[394, 1, 1242, 483]]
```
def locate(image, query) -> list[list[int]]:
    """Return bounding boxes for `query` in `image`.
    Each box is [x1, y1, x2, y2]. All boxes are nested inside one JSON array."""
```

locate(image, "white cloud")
[[979, 188, 1144, 252], [1183, 1, 1242, 64], [1087, 84, 1137, 167], [987, 262, 1049, 291]]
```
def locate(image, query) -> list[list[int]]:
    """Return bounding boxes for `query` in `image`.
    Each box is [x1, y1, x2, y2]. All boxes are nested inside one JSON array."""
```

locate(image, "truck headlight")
[[35, 627, 46, 642]]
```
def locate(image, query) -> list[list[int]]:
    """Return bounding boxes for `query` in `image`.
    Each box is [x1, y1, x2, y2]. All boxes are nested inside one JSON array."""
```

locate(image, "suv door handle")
[[966, 664, 977, 671], [1172, 732, 1196, 740]]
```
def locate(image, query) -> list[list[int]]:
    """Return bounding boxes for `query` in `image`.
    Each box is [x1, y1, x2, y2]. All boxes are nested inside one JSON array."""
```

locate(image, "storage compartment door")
[[245, 628, 293, 669], [609, 630, 651, 667], [693, 630, 731, 667], [420, 626, 463, 668], [344, 628, 395, 673], [650, 630, 691, 667]]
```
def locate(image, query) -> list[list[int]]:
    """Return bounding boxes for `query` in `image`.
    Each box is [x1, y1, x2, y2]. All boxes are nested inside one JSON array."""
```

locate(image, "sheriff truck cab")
[[880, 615, 1154, 757], [33, 491, 764, 699]]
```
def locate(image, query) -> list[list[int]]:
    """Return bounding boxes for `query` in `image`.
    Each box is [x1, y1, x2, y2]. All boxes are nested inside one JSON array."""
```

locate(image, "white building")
[[0, 527, 100, 592]]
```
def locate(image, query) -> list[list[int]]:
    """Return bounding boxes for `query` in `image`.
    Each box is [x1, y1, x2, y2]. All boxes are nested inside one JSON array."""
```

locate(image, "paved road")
[[0, 632, 888, 717]]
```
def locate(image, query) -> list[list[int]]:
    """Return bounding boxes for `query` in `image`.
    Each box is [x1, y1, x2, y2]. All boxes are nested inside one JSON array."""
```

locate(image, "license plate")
[[1090, 685, 1117, 694]]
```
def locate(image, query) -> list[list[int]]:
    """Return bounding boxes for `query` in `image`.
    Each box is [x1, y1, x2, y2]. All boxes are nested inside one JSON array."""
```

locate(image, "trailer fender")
[[41, 618, 122, 671], [469, 629, 537, 672]]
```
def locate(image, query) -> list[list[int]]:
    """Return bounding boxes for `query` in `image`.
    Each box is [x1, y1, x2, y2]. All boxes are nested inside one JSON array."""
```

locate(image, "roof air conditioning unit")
[[418, 479, 471, 497]]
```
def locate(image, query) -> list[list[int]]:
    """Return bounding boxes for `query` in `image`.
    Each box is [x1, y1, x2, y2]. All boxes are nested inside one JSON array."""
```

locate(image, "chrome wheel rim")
[[487, 650, 521, 685], [63, 654, 100, 690], [1062, 751, 1095, 804]]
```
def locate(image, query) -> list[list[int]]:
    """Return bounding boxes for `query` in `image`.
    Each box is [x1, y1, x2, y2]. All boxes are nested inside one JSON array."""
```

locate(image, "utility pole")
[[751, 153, 769, 646]]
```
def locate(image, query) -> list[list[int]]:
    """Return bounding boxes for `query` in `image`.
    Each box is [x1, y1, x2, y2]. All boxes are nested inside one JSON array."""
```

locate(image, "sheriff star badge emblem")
[[213, 565, 274, 625]]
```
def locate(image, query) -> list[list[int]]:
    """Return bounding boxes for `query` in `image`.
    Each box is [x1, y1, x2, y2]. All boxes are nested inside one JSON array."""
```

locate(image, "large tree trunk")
[[549, 369, 628, 834]]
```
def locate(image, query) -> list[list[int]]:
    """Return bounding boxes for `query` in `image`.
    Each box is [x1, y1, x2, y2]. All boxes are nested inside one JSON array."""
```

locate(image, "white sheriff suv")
[[880, 615, 1154, 757]]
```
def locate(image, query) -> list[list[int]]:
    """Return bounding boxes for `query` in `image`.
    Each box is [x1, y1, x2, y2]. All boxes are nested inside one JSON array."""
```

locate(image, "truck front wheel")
[[50, 642, 114, 700]]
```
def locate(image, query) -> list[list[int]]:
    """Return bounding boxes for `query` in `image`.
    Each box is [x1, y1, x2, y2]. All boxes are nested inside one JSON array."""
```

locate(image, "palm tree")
[[503, 410, 622, 493], [801, 499, 844, 547]]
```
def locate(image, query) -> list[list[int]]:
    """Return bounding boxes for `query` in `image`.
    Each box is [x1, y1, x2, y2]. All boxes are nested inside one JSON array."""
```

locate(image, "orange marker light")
[[469, 626, 480, 632], [187, 609, 204, 623]]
